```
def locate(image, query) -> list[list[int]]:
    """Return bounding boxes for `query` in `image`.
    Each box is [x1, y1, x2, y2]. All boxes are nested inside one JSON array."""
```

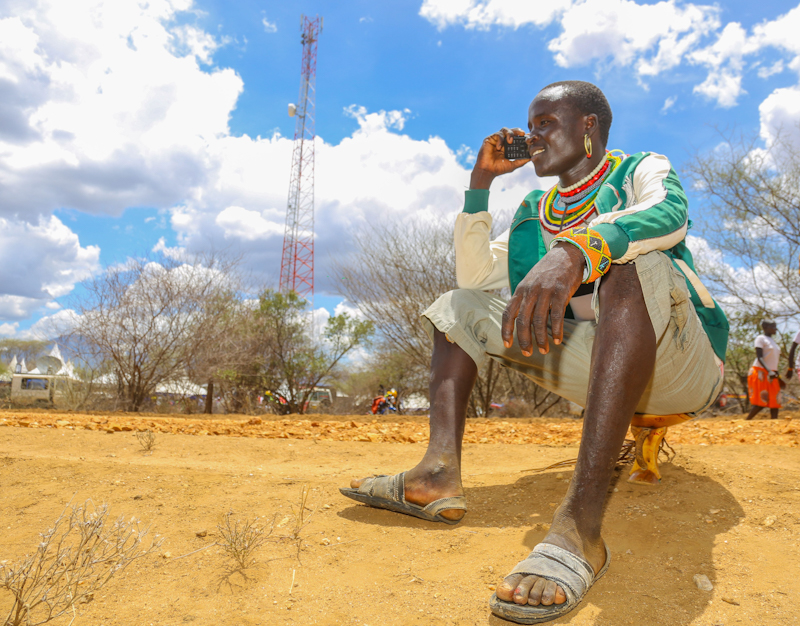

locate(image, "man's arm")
[[590, 153, 689, 264], [454, 128, 529, 291], [454, 216, 510, 290], [787, 341, 798, 378]]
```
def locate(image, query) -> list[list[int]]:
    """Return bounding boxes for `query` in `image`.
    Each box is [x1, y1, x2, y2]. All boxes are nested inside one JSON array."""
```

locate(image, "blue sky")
[[2, 0, 800, 336]]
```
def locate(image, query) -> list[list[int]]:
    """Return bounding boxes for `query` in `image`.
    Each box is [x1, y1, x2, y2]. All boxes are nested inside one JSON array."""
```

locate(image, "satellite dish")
[[288, 103, 297, 117], [36, 355, 62, 375]]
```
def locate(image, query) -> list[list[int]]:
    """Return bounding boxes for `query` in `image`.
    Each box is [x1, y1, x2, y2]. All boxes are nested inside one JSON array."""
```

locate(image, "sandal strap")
[[357, 472, 405, 502], [422, 496, 467, 516], [509, 543, 594, 604]]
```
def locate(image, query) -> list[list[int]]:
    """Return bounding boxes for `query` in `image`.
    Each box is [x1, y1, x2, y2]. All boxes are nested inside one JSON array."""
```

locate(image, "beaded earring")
[[584, 134, 593, 159]]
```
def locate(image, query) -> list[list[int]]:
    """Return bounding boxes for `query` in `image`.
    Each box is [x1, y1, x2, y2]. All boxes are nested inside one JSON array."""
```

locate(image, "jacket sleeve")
[[454, 190, 510, 291], [589, 153, 689, 264]]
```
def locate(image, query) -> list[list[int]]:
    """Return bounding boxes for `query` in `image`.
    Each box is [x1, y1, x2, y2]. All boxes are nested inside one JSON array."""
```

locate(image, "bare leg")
[[350, 329, 477, 521], [770, 408, 779, 419], [496, 263, 657, 606], [745, 405, 763, 420]]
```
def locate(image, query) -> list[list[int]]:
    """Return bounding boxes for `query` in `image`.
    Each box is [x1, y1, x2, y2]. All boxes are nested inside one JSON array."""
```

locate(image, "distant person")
[[746, 320, 783, 420], [340, 81, 728, 623], [784, 327, 800, 380]]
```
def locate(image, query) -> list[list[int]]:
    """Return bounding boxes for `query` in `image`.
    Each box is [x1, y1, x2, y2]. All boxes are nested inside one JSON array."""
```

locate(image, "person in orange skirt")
[[746, 320, 783, 420]]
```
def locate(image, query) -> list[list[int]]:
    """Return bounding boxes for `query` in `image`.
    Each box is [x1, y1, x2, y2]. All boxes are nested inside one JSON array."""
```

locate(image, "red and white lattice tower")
[[279, 14, 322, 300]]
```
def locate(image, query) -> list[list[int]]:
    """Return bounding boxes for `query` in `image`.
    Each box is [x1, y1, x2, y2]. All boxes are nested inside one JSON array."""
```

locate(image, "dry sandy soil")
[[1, 409, 799, 626]]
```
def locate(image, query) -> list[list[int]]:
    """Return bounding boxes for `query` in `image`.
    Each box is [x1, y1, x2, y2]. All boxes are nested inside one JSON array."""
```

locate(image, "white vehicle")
[[10, 374, 64, 402]]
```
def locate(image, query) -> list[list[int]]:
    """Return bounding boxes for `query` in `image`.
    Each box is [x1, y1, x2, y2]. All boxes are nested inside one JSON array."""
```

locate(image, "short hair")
[[762, 319, 776, 328], [539, 81, 613, 146]]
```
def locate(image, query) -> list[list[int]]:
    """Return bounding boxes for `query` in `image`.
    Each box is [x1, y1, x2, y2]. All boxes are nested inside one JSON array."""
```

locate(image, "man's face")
[[526, 87, 588, 178], [764, 323, 777, 336]]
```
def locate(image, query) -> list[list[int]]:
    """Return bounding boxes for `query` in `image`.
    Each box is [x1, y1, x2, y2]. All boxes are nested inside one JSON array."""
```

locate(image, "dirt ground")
[[1, 410, 799, 626]]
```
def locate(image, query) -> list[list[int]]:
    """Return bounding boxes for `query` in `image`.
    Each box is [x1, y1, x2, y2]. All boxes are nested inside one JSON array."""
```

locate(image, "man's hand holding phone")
[[470, 128, 530, 190]]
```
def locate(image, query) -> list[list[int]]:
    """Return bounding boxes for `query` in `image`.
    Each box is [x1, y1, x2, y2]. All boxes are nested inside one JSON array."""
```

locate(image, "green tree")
[[257, 290, 374, 414]]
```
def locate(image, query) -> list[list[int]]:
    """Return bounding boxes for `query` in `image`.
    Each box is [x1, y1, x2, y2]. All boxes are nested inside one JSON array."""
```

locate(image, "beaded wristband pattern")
[[551, 226, 612, 284]]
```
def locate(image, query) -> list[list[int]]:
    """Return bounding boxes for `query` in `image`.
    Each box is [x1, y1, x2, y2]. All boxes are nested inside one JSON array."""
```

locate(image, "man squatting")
[[341, 80, 729, 624]]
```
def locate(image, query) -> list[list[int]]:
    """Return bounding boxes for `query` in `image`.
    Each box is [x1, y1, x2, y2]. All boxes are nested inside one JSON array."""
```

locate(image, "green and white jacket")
[[454, 152, 729, 362]]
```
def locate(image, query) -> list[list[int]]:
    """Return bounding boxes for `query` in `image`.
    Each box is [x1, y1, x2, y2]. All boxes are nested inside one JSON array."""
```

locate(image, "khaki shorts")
[[421, 250, 724, 415]]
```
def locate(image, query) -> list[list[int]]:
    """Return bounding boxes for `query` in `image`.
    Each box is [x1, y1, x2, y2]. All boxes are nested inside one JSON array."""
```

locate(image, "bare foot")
[[350, 462, 465, 522], [495, 518, 606, 606]]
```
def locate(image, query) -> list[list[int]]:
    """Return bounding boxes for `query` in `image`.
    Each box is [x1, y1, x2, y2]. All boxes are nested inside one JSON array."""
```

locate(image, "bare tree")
[[336, 220, 457, 380], [67, 253, 242, 412], [335, 219, 557, 416], [686, 128, 800, 322]]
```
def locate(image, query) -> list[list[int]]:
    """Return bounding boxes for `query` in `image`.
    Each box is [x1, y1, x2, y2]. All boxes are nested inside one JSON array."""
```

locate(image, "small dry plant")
[[216, 511, 275, 570], [135, 429, 156, 453], [281, 485, 319, 563], [0, 500, 161, 626]]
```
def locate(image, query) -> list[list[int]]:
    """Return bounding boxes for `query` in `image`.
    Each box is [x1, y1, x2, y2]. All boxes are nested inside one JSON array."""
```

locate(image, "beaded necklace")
[[539, 152, 624, 234]]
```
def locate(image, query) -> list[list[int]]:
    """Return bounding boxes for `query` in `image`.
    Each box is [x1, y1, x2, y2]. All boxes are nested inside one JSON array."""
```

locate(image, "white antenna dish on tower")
[[36, 355, 62, 375], [288, 103, 297, 117]]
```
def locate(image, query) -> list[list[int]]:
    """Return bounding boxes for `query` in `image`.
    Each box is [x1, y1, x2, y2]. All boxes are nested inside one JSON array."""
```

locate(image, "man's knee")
[[597, 262, 641, 298]]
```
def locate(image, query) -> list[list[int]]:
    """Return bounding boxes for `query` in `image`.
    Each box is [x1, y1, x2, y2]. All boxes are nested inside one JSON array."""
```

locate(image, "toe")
[[540, 580, 559, 606], [528, 576, 546, 605], [349, 477, 365, 489], [439, 508, 465, 522], [512, 575, 537, 605], [496, 574, 523, 601]]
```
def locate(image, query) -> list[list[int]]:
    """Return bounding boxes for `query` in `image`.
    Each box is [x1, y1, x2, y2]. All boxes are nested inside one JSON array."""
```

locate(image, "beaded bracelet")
[[550, 226, 612, 284]]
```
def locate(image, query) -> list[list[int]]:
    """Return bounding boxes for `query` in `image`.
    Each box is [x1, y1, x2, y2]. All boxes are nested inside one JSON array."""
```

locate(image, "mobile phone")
[[504, 135, 529, 160]]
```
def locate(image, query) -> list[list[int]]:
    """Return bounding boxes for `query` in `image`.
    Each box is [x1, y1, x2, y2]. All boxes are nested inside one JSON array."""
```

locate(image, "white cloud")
[[692, 70, 745, 108], [0, 0, 242, 219], [418, 0, 800, 111], [151, 237, 187, 260], [661, 96, 677, 114], [549, 0, 719, 78], [758, 60, 784, 79], [262, 18, 277, 33], [420, 0, 572, 31], [215, 206, 284, 241], [334, 301, 364, 319], [171, 24, 225, 64], [23, 308, 79, 340], [758, 85, 800, 148], [0, 323, 19, 336], [344, 104, 411, 132], [0, 215, 99, 320]]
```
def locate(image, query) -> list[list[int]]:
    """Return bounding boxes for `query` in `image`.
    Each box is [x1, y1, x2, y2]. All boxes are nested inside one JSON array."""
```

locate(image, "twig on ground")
[[170, 543, 216, 562], [279, 485, 319, 564]]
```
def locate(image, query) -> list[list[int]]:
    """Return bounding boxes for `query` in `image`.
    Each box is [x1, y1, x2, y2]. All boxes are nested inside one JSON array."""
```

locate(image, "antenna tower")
[[279, 14, 322, 300]]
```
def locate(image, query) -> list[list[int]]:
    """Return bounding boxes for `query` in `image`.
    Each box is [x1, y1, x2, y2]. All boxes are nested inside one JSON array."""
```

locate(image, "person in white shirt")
[[746, 320, 783, 420]]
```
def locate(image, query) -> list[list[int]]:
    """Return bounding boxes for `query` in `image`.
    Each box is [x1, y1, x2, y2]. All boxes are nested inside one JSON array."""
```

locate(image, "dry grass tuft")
[[0, 500, 161, 626], [216, 511, 275, 570], [135, 429, 157, 453]]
